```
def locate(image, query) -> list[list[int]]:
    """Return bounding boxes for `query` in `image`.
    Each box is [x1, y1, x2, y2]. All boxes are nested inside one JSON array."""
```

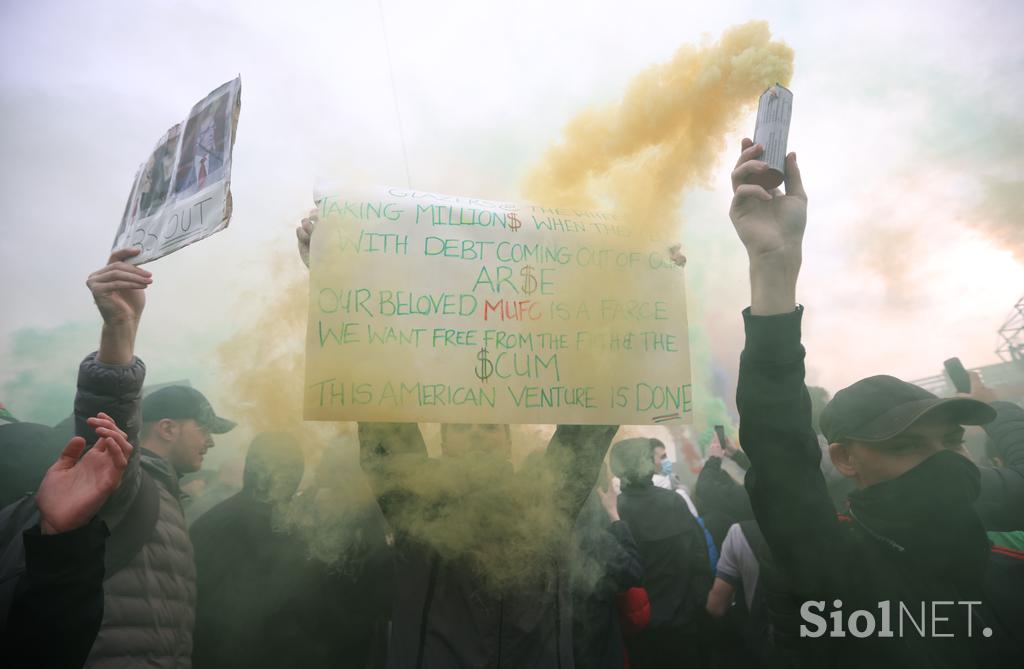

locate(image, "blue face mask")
[[661, 459, 673, 476]]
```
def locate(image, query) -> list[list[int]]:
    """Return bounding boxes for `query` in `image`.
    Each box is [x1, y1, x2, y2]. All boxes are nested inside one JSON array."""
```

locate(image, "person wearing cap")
[[819, 374, 995, 489], [70, 248, 235, 669], [139, 385, 236, 477], [727, 138, 1022, 666]]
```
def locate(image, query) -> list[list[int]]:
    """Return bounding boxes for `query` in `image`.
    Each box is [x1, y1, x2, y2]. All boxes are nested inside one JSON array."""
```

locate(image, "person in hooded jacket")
[[191, 432, 393, 669], [190, 432, 304, 669], [650, 440, 718, 571], [610, 437, 713, 669]]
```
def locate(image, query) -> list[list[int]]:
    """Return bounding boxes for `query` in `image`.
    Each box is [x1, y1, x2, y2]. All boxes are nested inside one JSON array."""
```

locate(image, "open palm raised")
[[36, 412, 134, 535]]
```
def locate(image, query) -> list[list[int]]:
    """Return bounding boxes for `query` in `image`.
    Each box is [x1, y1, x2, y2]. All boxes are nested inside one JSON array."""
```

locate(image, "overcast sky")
[[1, 0, 1022, 427]]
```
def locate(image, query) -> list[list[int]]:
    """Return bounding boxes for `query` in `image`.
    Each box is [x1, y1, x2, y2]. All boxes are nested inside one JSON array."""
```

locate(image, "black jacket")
[[1, 352, 147, 666], [1, 518, 108, 669], [571, 493, 644, 669], [695, 456, 754, 550], [616, 479, 712, 631], [0, 422, 66, 509], [191, 490, 393, 669], [358, 422, 618, 669], [737, 307, 1022, 667], [975, 400, 1024, 531], [191, 491, 301, 669]]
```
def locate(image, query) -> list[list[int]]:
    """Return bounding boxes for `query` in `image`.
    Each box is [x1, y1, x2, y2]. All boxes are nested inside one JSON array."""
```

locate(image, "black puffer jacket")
[[72, 352, 200, 669]]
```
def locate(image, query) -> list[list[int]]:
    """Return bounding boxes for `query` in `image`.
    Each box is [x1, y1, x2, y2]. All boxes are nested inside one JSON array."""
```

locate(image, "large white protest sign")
[[112, 77, 241, 264], [304, 188, 693, 425]]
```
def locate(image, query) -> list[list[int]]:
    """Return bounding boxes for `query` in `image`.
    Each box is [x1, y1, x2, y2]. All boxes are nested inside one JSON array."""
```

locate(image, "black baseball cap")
[[819, 375, 995, 444], [141, 386, 236, 434]]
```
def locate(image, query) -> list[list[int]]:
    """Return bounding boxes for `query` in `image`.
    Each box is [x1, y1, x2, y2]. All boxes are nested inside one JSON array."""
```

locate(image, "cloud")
[[971, 177, 1024, 261]]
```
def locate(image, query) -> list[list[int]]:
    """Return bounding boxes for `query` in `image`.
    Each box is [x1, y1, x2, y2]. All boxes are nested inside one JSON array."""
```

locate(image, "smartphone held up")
[[943, 357, 972, 394]]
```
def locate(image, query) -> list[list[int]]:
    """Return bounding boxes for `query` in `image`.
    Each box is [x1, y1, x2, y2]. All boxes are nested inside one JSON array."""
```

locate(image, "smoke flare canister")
[[751, 84, 793, 190]]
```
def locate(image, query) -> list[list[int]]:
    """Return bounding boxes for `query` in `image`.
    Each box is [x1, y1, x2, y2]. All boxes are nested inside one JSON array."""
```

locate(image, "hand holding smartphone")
[[943, 357, 971, 394]]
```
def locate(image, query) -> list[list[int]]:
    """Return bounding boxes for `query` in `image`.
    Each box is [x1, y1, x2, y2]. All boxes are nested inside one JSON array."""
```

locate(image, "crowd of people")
[[1, 138, 1023, 669]]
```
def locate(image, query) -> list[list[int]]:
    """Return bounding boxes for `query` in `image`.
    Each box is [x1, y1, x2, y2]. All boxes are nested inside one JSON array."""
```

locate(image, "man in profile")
[[726, 137, 1022, 664], [73, 248, 235, 668]]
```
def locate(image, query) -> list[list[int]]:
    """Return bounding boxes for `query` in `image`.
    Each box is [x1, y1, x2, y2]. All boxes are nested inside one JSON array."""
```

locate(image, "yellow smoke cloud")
[[524, 20, 793, 235], [216, 256, 307, 434], [524, 20, 793, 448]]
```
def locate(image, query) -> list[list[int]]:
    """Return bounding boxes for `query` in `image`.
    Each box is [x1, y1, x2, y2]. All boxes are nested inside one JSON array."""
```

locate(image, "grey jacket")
[[74, 352, 196, 669]]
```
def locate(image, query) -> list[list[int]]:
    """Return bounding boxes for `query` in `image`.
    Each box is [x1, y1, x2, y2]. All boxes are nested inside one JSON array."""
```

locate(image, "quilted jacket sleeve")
[[74, 351, 146, 528]]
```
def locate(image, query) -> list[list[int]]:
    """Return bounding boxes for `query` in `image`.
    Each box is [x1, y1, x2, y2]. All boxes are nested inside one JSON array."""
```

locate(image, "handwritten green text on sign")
[[304, 188, 692, 425]]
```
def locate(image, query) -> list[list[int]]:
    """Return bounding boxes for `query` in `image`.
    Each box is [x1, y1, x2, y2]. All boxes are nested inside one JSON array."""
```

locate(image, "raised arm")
[[78, 248, 150, 440], [78, 248, 150, 523], [722, 434, 752, 471], [966, 371, 1024, 474], [967, 372, 1024, 529], [984, 401, 1024, 472], [729, 139, 804, 318], [545, 424, 619, 522], [89, 248, 149, 366], [730, 139, 842, 595], [4, 415, 134, 669], [595, 476, 644, 591]]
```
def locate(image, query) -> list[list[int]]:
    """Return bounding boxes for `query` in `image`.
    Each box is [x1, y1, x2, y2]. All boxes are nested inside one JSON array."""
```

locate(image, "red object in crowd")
[[617, 586, 651, 634], [614, 586, 647, 635], [616, 586, 651, 668]]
